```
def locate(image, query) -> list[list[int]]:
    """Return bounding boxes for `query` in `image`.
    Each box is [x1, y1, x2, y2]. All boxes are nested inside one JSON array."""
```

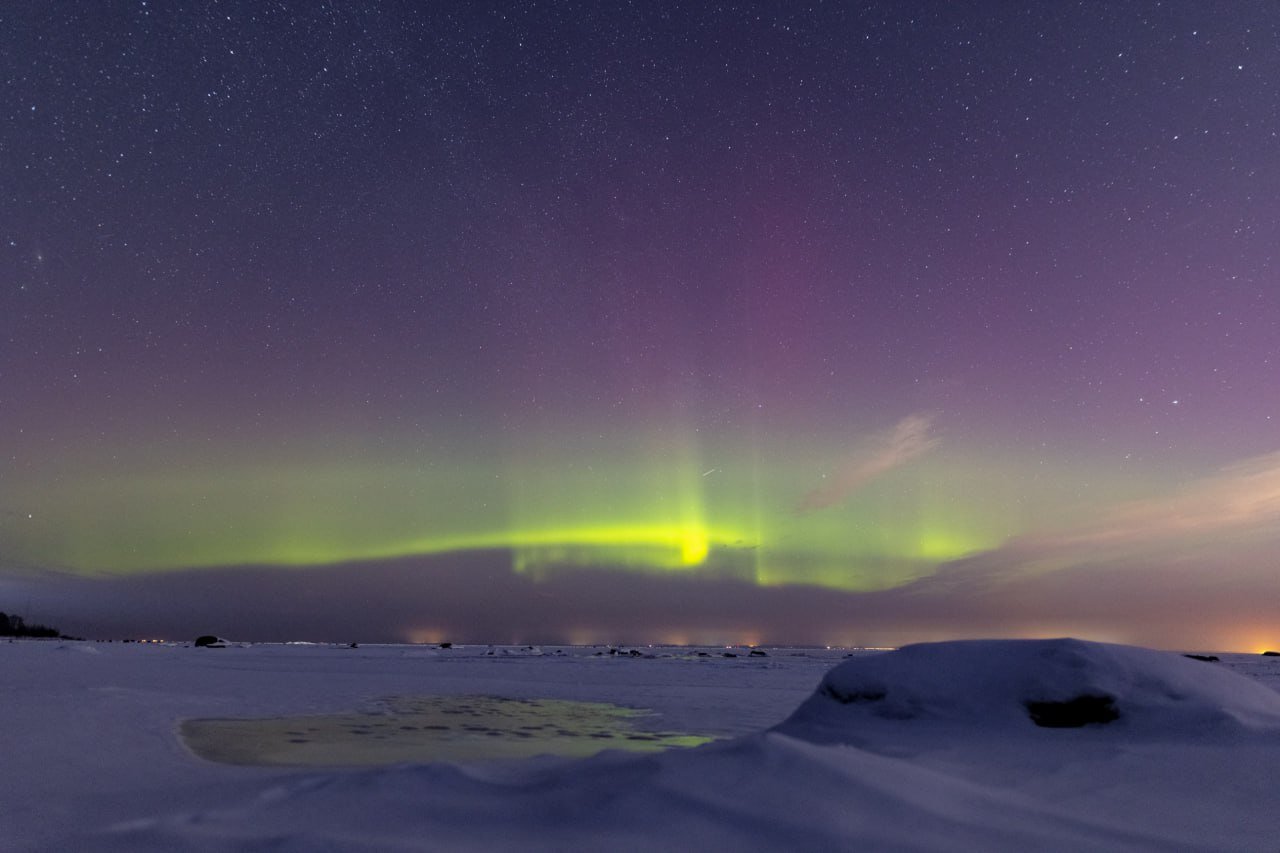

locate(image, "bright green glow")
[[0, 426, 1053, 592], [504, 430, 722, 578], [8, 471, 746, 575]]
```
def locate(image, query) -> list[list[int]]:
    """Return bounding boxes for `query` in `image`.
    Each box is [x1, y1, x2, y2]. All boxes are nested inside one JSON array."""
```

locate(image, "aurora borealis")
[[3, 2, 1280, 649]]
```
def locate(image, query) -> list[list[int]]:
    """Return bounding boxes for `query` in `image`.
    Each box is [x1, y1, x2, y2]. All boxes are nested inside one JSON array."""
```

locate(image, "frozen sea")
[[5, 638, 1280, 851]]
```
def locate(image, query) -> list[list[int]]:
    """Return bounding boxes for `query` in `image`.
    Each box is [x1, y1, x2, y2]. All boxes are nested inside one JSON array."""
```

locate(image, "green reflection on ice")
[[181, 694, 716, 766]]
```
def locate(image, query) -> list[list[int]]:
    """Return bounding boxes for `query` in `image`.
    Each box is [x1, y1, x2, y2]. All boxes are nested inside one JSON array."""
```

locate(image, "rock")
[[820, 686, 887, 705], [1183, 654, 1219, 662], [438, 642, 452, 649], [194, 635, 225, 648], [1025, 695, 1120, 728], [748, 649, 768, 657], [1263, 651, 1280, 657]]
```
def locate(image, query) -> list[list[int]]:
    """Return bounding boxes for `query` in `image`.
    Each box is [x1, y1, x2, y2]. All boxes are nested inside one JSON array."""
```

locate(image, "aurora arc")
[[2, 425, 1023, 592]]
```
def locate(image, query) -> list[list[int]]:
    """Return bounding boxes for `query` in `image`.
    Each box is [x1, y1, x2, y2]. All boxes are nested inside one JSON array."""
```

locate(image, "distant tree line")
[[0, 611, 61, 638]]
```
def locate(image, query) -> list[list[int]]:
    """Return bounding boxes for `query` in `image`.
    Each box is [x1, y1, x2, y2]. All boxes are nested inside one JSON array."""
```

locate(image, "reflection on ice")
[[181, 695, 715, 766]]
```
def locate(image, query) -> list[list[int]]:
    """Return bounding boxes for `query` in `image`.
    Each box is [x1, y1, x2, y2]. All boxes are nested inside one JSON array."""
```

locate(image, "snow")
[[780, 638, 1280, 738], [6, 638, 1280, 851]]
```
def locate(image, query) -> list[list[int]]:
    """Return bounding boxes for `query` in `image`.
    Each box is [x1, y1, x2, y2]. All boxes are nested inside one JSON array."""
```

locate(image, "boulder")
[[1025, 695, 1120, 728]]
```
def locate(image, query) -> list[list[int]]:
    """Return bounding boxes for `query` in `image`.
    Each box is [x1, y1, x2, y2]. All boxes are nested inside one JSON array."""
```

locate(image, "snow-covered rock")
[[777, 638, 1280, 744]]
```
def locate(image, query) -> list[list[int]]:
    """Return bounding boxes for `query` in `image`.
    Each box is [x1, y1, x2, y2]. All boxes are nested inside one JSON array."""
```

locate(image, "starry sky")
[[3, 1, 1279, 650]]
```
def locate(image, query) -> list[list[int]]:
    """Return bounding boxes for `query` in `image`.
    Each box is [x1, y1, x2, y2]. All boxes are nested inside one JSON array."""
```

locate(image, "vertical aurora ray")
[[725, 448, 1021, 591], [502, 425, 737, 578]]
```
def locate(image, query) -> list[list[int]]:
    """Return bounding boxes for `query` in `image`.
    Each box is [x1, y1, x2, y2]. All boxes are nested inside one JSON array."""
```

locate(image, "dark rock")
[[748, 649, 768, 657], [193, 635, 224, 648], [1025, 694, 1119, 728], [1263, 651, 1280, 657], [439, 642, 452, 649], [722, 652, 738, 658], [820, 685, 886, 705], [1183, 654, 1219, 662]]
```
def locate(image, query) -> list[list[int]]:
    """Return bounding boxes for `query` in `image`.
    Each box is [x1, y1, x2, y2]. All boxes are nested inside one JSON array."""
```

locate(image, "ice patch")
[[181, 695, 715, 766]]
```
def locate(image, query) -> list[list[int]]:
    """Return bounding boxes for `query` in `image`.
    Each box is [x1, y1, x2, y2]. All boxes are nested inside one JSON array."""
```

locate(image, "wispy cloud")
[[797, 414, 939, 513], [1028, 450, 1280, 552], [904, 450, 1280, 646]]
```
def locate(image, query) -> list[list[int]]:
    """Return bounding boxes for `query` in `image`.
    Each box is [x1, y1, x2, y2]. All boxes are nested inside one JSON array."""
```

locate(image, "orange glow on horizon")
[[406, 627, 446, 644]]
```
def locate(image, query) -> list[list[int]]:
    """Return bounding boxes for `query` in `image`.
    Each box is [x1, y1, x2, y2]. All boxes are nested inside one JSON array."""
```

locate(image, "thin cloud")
[[797, 414, 939, 513], [912, 450, 1280, 604], [1031, 450, 1280, 552]]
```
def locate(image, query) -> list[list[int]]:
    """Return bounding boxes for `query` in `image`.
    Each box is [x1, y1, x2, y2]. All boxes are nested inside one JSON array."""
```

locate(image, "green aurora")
[[0, 422, 1102, 593]]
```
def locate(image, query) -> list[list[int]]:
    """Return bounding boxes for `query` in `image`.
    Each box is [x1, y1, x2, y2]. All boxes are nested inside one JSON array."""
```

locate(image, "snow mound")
[[777, 638, 1280, 742], [93, 737, 1165, 853]]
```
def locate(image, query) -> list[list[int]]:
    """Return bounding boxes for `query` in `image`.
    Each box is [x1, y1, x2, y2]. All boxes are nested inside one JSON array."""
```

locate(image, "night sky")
[[4, 2, 1280, 650]]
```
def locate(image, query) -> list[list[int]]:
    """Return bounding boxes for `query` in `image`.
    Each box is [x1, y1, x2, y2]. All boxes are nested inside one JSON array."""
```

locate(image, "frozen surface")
[[5, 638, 1280, 851], [181, 694, 716, 766]]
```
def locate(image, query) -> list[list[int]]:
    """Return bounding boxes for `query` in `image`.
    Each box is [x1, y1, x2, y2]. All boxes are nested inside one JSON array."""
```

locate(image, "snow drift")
[[34, 639, 1280, 851]]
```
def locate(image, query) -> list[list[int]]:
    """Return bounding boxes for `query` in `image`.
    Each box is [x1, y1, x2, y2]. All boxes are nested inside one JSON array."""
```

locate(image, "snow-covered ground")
[[5, 638, 1280, 851]]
